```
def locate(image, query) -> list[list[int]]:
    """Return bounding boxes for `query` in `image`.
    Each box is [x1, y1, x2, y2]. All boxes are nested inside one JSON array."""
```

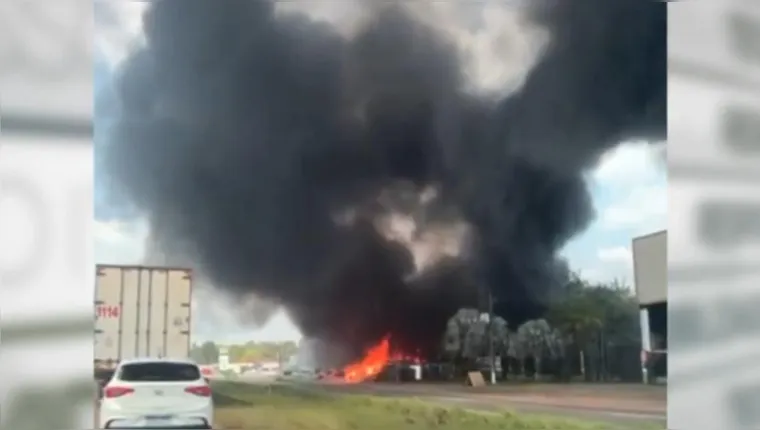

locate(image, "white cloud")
[[575, 268, 608, 283], [592, 141, 664, 186], [93, 220, 138, 244], [563, 141, 666, 284], [95, 0, 146, 66], [191, 286, 301, 343], [591, 141, 667, 233], [564, 245, 635, 287], [597, 246, 633, 267], [249, 311, 302, 343], [93, 219, 147, 264], [599, 183, 667, 232]]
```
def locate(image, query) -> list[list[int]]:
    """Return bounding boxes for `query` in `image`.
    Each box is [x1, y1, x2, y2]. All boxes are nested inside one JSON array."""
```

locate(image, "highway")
[[93, 374, 665, 428], [237, 374, 667, 427]]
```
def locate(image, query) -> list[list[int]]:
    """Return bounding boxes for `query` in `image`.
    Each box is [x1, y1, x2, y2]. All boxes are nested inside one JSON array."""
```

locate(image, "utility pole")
[[474, 238, 496, 385], [487, 290, 496, 385]]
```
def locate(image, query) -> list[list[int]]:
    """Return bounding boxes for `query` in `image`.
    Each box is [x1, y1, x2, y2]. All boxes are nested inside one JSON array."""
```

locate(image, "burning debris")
[[102, 0, 665, 370], [343, 335, 392, 383], [342, 335, 425, 383]]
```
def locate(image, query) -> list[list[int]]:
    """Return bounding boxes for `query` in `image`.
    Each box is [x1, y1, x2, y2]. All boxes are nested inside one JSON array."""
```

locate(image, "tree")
[[545, 328, 569, 380], [201, 341, 220, 364], [491, 316, 510, 357], [586, 279, 640, 345], [442, 308, 482, 373], [217, 341, 300, 364], [547, 274, 641, 381], [462, 318, 486, 360], [547, 274, 604, 379], [546, 328, 567, 359], [189, 343, 205, 364], [190, 341, 219, 365], [442, 316, 462, 360], [517, 319, 554, 380], [506, 329, 527, 378], [489, 316, 510, 378]]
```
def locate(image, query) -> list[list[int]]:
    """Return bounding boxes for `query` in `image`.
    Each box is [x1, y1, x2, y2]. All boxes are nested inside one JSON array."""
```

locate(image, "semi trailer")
[[93, 264, 193, 386]]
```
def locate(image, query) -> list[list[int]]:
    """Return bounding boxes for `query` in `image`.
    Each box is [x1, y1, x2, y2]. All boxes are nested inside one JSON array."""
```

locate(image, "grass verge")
[[211, 381, 663, 430]]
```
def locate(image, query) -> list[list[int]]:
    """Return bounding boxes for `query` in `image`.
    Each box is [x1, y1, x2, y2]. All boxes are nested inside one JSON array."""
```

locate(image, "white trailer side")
[[94, 265, 193, 381]]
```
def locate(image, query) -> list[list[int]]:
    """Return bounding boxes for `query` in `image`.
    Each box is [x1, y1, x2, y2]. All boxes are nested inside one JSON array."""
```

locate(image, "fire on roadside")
[[342, 334, 422, 383]]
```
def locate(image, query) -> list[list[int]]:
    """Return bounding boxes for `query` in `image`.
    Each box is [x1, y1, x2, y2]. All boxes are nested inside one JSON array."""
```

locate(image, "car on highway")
[[280, 366, 322, 381], [318, 369, 345, 379], [99, 357, 214, 429]]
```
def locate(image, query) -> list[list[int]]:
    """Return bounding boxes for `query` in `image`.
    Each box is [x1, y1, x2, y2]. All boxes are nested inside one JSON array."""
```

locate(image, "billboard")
[[632, 230, 667, 306]]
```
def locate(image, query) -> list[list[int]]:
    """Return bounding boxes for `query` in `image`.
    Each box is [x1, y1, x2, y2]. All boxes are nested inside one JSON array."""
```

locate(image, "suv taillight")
[[185, 385, 212, 397], [104, 386, 134, 398]]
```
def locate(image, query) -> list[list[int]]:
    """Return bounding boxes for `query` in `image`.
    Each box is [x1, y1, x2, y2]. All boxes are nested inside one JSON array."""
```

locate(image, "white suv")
[[99, 357, 214, 429]]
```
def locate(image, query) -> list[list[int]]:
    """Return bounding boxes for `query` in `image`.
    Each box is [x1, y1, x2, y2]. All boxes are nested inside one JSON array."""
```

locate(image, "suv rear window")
[[118, 362, 201, 382]]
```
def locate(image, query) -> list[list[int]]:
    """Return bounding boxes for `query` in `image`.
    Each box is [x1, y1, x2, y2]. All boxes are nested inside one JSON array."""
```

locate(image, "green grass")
[[211, 381, 663, 430]]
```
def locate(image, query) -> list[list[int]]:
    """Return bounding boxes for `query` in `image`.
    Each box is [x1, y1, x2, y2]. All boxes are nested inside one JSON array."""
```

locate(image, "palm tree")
[[442, 316, 462, 359], [443, 308, 481, 374], [545, 328, 569, 380], [490, 316, 510, 379], [491, 315, 509, 353], [517, 319, 554, 380], [506, 329, 526, 379], [546, 328, 567, 359], [462, 317, 486, 361]]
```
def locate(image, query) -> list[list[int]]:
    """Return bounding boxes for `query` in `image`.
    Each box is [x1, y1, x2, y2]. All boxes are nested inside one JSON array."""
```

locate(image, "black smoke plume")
[[102, 0, 665, 361]]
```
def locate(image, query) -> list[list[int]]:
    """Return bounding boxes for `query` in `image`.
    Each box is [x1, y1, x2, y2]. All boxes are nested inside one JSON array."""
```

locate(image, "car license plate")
[[144, 415, 173, 426]]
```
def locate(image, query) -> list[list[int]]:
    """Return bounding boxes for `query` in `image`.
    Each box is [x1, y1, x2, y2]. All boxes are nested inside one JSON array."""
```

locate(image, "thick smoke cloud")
[[102, 0, 665, 361]]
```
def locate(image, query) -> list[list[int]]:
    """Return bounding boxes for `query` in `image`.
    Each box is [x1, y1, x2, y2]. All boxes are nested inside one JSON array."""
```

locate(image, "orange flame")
[[343, 335, 391, 383], [342, 335, 423, 383]]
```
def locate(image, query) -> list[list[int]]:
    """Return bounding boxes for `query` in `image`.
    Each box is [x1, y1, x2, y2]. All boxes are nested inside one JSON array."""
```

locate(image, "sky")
[[92, 1, 667, 344]]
